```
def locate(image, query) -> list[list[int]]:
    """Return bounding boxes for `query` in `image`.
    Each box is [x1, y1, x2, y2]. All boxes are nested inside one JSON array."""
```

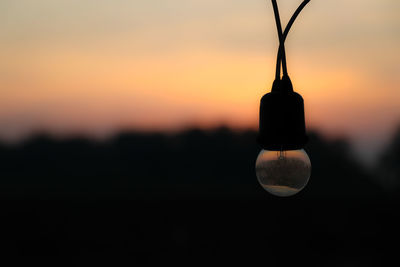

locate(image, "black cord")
[[271, 0, 310, 80], [271, 0, 286, 80], [283, 0, 310, 41], [277, 0, 310, 79]]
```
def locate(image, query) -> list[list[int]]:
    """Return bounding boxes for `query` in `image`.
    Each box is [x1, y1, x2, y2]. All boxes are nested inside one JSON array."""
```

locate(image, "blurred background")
[[0, 0, 399, 265]]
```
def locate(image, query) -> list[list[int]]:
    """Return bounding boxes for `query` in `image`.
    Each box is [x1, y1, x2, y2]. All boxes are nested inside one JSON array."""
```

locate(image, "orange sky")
[[0, 0, 399, 162]]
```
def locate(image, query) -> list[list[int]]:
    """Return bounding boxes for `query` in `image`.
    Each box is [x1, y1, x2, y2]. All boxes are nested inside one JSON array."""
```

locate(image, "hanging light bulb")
[[256, 149, 311, 197], [256, 77, 311, 197], [256, 1, 312, 197]]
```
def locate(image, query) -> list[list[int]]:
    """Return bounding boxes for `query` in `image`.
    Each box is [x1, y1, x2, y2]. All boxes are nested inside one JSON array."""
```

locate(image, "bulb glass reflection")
[[255, 149, 311, 197]]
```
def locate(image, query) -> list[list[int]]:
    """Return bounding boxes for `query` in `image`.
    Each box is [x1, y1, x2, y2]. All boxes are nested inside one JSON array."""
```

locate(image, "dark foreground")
[[0, 195, 399, 266], [0, 127, 399, 265]]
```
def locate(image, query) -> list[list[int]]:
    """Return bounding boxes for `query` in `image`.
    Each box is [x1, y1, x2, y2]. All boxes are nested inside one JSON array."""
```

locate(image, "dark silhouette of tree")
[[0, 127, 382, 198], [377, 125, 400, 193]]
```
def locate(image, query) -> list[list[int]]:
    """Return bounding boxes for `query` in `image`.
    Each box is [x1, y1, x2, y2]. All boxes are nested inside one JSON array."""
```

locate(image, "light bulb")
[[255, 149, 311, 197]]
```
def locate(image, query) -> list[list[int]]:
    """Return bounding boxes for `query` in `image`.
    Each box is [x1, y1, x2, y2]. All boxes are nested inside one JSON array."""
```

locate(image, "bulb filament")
[[278, 150, 285, 160]]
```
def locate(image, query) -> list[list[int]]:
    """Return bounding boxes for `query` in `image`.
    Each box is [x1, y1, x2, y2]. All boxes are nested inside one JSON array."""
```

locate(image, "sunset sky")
[[0, 0, 399, 162]]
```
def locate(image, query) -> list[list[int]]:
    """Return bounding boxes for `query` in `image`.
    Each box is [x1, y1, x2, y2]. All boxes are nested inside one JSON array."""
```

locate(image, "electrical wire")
[[283, 0, 310, 41], [271, 0, 310, 80], [271, 0, 286, 80]]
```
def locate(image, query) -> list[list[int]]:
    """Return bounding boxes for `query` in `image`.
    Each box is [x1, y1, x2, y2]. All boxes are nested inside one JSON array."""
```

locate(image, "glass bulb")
[[255, 149, 311, 197]]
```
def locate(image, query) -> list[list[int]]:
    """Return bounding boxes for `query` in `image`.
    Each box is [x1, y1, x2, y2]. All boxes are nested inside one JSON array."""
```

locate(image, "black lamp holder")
[[258, 0, 311, 151]]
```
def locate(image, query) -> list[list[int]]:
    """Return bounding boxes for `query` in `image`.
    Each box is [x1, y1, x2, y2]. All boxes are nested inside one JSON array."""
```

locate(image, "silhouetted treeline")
[[377, 126, 400, 193], [0, 127, 389, 198]]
